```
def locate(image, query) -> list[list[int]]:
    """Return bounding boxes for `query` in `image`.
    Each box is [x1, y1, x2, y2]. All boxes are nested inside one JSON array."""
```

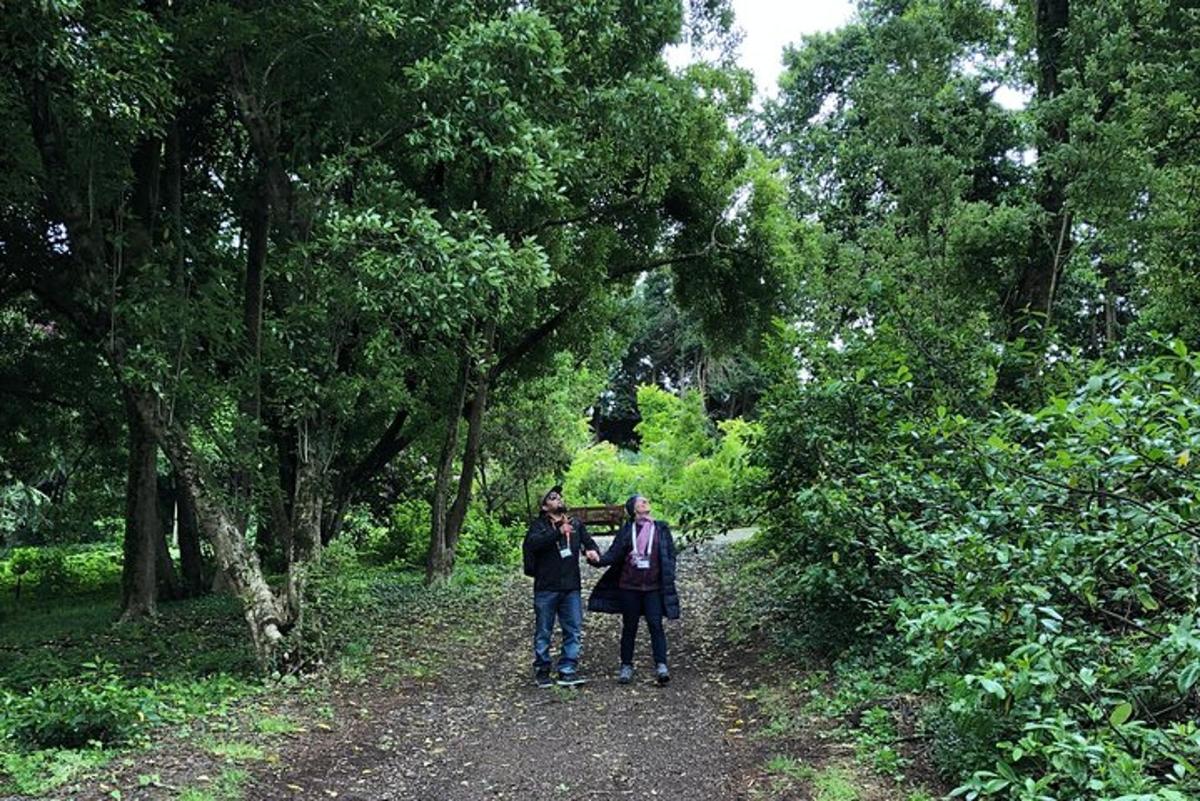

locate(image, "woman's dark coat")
[[587, 519, 681, 620]]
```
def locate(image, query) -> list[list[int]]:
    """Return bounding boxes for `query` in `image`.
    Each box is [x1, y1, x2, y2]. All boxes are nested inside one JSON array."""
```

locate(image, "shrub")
[[752, 341, 1200, 799], [0, 545, 121, 598], [379, 499, 433, 567], [0, 660, 158, 749], [293, 539, 376, 668], [563, 442, 656, 507], [457, 507, 523, 566]]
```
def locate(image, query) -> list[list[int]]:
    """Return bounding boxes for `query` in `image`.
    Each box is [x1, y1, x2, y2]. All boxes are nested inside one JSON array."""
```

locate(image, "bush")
[[0, 545, 121, 598], [563, 442, 656, 507], [0, 660, 158, 749], [293, 539, 376, 668], [563, 387, 760, 535], [752, 341, 1200, 799], [457, 507, 523, 566], [361, 499, 430, 567]]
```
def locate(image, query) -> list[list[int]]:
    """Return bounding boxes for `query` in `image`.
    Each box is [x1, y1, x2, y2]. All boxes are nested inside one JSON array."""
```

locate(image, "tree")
[[1, 0, 802, 658]]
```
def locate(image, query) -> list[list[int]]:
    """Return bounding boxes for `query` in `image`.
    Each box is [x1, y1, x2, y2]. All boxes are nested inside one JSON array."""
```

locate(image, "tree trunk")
[[120, 397, 159, 621], [154, 473, 181, 601], [232, 173, 270, 530], [126, 387, 292, 665], [176, 472, 206, 598], [283, 451, 325, 636], [430, 321, 496, 582], [1006, 0, 1071, 341], [443, 376, 491, 558], [426, 354, 471, 583], [477, 455, 494, 516]]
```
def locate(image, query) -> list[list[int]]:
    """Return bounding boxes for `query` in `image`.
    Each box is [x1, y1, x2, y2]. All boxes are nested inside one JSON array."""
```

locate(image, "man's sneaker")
[[618, 664, 634, 684], [535, 669, 554, 689], [556, 671, 587, 687], [655, 663, 670, 685]]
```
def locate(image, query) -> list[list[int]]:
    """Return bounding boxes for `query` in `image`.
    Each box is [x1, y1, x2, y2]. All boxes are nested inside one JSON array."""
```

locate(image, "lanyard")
[[633, 519, 655, 558], [554, 517, 571, 549]]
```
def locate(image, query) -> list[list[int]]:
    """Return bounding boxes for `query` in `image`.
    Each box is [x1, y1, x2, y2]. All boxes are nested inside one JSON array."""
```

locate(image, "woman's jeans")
[[618, 588, 667, 666], [533, 590, 583, 674]]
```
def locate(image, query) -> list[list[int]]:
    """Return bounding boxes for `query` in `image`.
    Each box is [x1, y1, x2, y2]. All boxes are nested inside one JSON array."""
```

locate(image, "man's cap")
[[541, 484, 564, 508]]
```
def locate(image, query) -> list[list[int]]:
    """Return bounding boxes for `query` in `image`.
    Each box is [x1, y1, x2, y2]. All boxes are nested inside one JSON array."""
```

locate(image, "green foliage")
[[563, 443, 656, 508], [480, 354, 602, 519], [382, 500, 435, 567], [565, 385, 761, 533], [456, 508, 524, 567], [0, 545, 122, 598], [294, 540, 381, 668], [1, 660, 158, 749], [0, 483, 49, 546], [753, 343, 1200, 799], [0, 746, 112, 797]]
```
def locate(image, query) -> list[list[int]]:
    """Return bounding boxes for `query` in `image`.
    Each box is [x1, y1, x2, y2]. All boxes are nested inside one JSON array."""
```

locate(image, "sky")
[[668, 0, 857, 103], [728, 0, 857, 100], [670, 0, 1028, 110]]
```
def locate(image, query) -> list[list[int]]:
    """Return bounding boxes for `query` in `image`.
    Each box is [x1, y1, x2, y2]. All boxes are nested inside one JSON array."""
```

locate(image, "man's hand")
[[561, 521, 574, 537], [585, 549, 600, 565]]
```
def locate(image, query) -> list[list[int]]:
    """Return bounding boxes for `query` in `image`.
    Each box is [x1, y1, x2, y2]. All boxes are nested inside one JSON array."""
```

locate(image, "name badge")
[[560, 547, 573, 558], [635, 557, 650, 569]]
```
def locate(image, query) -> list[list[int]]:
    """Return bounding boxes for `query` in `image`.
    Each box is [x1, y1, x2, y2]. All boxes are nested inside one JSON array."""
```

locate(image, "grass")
[[252, 715, 300, 736], [176, 767, 248, 801], [201, 739, 267, 763], [749, 683, 808, 739], [0, 745, 114, 795], [0, 547, 512, 798], [764, 754, 814, 781], [811, 766, 861, 801], [761, 758, 861, 801], [548, 685, 580, 703]]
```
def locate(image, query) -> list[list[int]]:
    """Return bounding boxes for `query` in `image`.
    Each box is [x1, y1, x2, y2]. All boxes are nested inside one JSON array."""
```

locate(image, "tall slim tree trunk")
[[232, 175, 270, 530], [154, 473, 181, 601], [443, 377, 491, 557], [430, 321, 496, 582], [176, 472, 206, 597], [427, 354, 471, 583], [1006, 0, 1071, 341], [121, 397, 159, 621]]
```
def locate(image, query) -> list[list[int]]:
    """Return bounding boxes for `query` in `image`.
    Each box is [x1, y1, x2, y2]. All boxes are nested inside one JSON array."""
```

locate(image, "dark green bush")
[[753, 339, 1200, 800], [1, 661, 158, 748], [0, 545, 121, 598]]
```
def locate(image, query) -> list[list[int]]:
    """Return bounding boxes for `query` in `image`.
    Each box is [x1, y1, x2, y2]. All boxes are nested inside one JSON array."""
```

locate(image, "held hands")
[[584, 549, 600, 566]]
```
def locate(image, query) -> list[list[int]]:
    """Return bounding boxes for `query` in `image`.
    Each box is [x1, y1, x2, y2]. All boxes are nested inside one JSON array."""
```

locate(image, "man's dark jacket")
[[523, 513, 599, 593], [587, 519, 681, 620]]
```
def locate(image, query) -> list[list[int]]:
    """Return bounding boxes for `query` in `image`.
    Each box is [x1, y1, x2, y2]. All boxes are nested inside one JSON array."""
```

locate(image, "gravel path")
[[248, 544, 765, 801]]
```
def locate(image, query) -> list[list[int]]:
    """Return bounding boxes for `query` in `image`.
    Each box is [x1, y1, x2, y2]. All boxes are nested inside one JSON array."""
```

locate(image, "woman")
[[587, 494, 680, 684]]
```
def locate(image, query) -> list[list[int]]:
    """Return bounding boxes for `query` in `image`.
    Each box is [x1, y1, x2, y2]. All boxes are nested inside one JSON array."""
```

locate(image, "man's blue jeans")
[[533, 590, 583, 674]]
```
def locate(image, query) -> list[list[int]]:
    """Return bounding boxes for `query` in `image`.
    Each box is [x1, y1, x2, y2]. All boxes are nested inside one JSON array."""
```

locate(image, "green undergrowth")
[[719, 542, 938, 799], [747, 347, 1200, 800], [0, 542, 510, 796]]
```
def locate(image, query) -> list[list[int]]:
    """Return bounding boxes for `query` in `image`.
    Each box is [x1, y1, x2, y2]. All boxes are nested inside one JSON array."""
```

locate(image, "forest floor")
[[15, 540, 938, 801]]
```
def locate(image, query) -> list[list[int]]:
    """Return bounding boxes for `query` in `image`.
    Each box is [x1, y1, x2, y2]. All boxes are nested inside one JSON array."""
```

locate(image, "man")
[[523, 485, 601, 687]]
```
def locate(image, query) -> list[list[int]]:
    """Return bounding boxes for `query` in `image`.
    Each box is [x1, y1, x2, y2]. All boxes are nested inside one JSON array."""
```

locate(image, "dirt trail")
[[248, 544, 769, 801]]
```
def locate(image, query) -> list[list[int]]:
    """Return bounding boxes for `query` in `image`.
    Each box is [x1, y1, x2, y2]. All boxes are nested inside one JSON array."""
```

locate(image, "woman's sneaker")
[[655, 663, 670, 685], [618, 664, 634, 684]]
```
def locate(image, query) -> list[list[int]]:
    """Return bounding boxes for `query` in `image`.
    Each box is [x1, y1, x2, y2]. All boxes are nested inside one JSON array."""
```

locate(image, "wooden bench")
[[571, 504, 626, 535]]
